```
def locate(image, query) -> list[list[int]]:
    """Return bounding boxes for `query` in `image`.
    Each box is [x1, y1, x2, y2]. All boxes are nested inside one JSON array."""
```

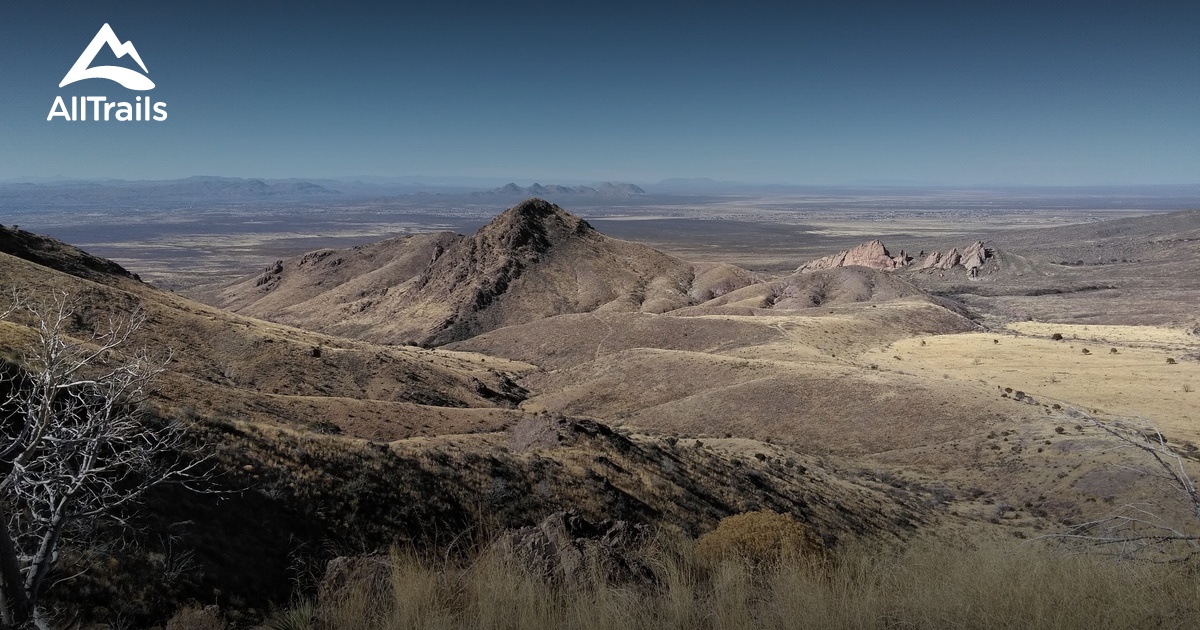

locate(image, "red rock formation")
[[802, 240, 993, 277], [799, 240, 907, 272]]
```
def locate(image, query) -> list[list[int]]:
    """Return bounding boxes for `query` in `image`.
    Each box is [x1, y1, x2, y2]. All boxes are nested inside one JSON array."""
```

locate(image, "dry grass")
[[1008, 322, 1199, 347], [296, 536, 1200, 630], [862, 325, 1200, 440]]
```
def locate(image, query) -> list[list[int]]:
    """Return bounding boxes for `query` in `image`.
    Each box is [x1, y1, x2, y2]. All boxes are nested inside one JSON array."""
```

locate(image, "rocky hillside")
[[0, 224, 533, 439], [202, 199, 757, 346]]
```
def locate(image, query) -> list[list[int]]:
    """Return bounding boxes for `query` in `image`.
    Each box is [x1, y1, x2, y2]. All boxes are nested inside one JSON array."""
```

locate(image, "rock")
[[961, 241, 988, 277], [799, 240, 903, 272], [510, 414, 572, 452], [509, 414, 627, 453], [503, 510, 655, 586], [801, 240, 994, 276], [318, 555, 392, 608], [937, 248, 961, 270]]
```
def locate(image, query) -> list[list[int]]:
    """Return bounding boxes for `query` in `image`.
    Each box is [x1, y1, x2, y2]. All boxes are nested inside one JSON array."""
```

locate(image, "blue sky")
[[0, 1, 1196, 185]]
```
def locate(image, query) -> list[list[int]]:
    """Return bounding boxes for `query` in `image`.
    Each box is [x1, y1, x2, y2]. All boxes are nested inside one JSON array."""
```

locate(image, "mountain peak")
[[480, 198, 594, 254], [481, 182, 646, 198]]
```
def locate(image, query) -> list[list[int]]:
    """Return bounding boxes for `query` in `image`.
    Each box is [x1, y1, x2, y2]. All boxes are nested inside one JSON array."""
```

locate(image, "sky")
[[0, 0, 1196, 186]]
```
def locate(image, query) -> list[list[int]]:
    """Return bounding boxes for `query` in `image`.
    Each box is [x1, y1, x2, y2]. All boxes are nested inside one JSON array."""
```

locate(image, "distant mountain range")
[[3, 176, 1196, 211], [0, 176, 341, 208], [483, 182, 646, 197]]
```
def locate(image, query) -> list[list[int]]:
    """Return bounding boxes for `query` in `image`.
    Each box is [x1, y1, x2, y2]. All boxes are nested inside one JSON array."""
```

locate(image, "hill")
[[200, 199, 757, 345], [0, 223, 926, 623], [8, 209, 1200, 625], [0, 223, 532, 440]]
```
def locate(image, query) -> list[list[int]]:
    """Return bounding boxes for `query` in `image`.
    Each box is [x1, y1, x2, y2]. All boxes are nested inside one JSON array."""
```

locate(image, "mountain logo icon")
[[59, 24, 155, 91]]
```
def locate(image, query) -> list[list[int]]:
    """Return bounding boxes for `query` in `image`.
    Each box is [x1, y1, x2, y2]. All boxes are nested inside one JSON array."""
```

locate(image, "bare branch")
[[0, 288, 208, 624], [1031, 407, 1200, 561]]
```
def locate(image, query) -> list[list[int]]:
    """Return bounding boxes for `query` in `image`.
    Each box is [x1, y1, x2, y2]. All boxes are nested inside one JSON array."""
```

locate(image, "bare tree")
[[1048, 409, 1200, 560], [0, 291, 200, 628]]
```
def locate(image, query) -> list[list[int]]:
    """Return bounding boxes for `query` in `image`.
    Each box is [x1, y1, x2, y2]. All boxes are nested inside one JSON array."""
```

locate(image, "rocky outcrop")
[[503, 510, 655, 586], [919, 241, 991, 277], [960, 241, 988, 276], [804, 239, 994, 278], [918, 251, 942, 270], [798, 240, 910, 272]]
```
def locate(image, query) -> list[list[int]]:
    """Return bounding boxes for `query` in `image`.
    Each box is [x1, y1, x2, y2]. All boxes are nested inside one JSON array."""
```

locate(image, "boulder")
[[503, 510, 654, 586], [318, 554, 392, 608]]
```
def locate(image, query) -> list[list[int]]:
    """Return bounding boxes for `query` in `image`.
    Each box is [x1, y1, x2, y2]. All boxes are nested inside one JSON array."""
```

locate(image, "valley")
[[1, 193, 1199, 625]]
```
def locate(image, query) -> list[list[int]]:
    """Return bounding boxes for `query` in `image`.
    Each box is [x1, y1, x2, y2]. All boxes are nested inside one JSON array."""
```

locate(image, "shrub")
[[1167, 358, 1177, 365], [1051, 333, 1063, 341], [1081, 348, 1090, 355], [165, 605, 226, 630], [695, 511, 823, 565], [262, 600, 314, 630]]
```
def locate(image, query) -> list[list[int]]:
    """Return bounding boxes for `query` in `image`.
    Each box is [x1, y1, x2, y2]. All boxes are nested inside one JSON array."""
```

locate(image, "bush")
[[165, 605, 226, 630], [263, 600, 314, 630], [1051, 333, 1063, 341], [695, 511, 824, 565]]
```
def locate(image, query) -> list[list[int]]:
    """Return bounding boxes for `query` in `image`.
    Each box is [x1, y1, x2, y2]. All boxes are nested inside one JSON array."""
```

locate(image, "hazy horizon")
[[4, 174, 1200, 190]]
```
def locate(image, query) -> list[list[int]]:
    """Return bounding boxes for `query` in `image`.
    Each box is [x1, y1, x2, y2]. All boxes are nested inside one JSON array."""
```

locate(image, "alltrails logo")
[[47, 24, 168, 122]]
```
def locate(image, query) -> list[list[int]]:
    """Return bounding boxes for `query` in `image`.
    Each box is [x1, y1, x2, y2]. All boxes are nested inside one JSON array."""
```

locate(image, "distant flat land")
[[7, 186, 1192, 289]]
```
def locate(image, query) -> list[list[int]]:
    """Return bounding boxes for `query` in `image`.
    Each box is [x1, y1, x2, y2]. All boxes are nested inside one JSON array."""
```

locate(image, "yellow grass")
[[861, 325, 1200, 440], [1008, 322, 1199, 347]]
